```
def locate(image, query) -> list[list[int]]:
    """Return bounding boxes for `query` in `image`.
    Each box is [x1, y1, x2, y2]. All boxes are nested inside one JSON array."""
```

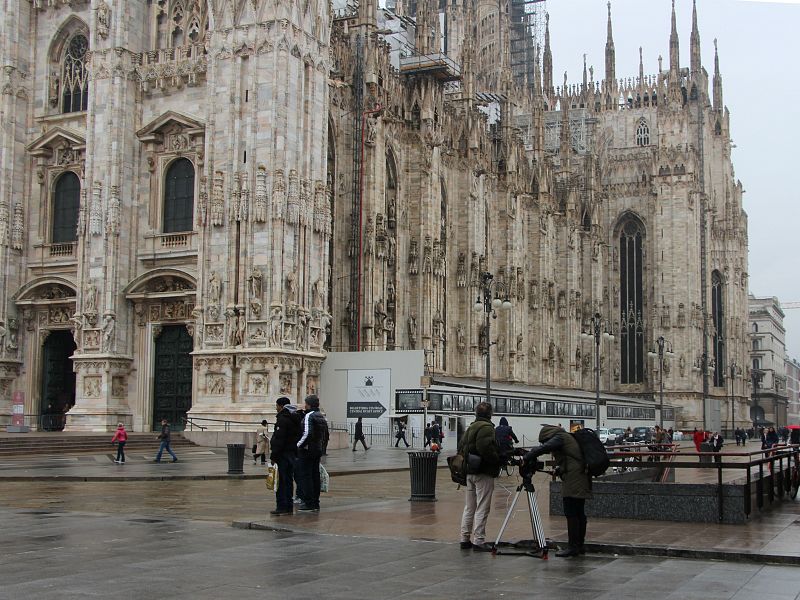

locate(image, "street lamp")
[[474, 272, 511, 405], [728, 361, 740, 436], [648, 336, 675, 429], [581, 313, 614, 430]]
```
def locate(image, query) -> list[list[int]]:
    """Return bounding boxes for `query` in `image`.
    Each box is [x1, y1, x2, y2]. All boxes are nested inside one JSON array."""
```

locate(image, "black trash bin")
[[227, 443, 245, 474], [699, 441, 713, 463], [408, 451, 439, 501]]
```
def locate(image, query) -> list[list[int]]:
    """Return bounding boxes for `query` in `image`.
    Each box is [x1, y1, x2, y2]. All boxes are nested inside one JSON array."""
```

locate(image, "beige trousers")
[[460, 473, 495, 544]]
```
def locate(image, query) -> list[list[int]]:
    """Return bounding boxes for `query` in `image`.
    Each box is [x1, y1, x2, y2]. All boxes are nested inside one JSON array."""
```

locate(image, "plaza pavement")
[[4, 508, 800, 600], [0, 443, 798, 564]]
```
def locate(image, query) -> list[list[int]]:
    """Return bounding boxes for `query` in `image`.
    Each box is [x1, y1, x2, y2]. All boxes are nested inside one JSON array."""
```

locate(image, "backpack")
[[571, 428, 610, 477]]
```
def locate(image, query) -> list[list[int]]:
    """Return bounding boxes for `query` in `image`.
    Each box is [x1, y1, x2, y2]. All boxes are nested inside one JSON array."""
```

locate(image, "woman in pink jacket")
[[111, 423, 128, 464]]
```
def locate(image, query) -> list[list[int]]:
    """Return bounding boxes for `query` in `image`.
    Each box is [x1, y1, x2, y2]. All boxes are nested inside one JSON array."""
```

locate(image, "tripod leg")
[[528, 491, 548, 555], [493, 488, 523, 548]]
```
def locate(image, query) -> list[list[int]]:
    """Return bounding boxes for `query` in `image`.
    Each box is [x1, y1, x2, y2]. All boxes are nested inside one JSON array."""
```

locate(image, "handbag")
[[447, 453, 468, 486], [319, 464, 330, 492], [265, 463, 279, 491]]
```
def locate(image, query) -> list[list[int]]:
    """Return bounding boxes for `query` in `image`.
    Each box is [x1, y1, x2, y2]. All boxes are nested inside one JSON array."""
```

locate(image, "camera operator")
[[524, 424, 591, 558], [459, 402, 501, 552]]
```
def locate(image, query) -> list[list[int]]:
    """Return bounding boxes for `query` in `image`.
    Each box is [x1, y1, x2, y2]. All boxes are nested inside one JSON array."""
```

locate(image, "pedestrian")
[[295, 395, 328, 512], [525, 424, 592, 557], [269, 397, 301, 516], [154, 419, 178, 463], [111, 422, 128, 464], [495, 416, 519, 471], [430, 420, 444, 448], [253, 419, 269, 465], [763, 426, 779, 449], [459, 402, 501, 552], [692, 427, 705, 453], [424, 423, 432, 448], [710, 431, 724, 463], [352, 417, 369, 451], [394, 420, 410, 448], [790, 426, 800, 446], [734, 427, 740, 447], [291, 406, 306, 504], [321, 407, 331, 455]]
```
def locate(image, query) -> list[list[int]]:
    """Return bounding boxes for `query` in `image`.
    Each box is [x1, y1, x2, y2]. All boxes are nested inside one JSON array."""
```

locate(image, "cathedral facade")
[[0, 0, 749, 432]]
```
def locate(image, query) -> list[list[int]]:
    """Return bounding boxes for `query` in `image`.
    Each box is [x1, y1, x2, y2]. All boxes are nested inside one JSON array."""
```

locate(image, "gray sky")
[[546, 0, 800, 355]]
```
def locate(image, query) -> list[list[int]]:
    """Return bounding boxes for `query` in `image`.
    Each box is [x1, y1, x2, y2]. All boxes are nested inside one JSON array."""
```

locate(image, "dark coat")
[[354, 420, 364, 439], [270, 407, 300, 461], [525, 425, 592, 500], [459, 417, 501, 477], [790, 428, 800, 445], [494, 417, 519, 455], [764, 430, 780, 447], [298, 409, 328, 453]]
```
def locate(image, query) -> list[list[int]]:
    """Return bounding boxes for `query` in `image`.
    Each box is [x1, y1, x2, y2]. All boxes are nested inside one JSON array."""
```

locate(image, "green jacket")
[[459, 417, 501, 478], [526, 425, 592, 500]]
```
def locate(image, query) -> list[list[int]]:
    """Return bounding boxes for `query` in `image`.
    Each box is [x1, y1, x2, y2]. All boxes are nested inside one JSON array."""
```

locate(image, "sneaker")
[[459, 541, 473, 550], [297, 504, 319, 512], [472, 542, 494, 553], [269, 509, 293, 516], [293, 497, 302, 504], [172, 458, 179, 463]]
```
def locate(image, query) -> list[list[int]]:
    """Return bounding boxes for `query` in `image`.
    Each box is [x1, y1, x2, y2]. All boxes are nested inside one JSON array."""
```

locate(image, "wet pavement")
[[3, 508, 800, 600]]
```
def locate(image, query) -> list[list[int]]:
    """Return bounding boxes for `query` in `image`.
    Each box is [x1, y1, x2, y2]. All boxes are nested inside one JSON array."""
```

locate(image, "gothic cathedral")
[[0, 0, 749, 431]]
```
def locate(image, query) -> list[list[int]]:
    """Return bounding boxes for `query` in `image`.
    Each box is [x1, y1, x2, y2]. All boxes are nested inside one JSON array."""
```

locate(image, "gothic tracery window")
[[619, 218, 644, 384], [61, 34, 89, 113], [635, 118, 650, 147], [163, 158, 195, 233], [712, 270, 725, 387], [155, 0, 209, 50], [52, 172, 81, 243]]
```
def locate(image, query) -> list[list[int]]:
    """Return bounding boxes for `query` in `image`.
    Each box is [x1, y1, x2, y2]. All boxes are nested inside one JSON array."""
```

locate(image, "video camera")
[[507, 449, 544, 480]]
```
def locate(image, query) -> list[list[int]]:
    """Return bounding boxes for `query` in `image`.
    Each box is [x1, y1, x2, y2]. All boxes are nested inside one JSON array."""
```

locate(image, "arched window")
[[752, 358, 760, 372], [712, 271, 725, 386], [52, 172, 81, 243], [61, 34, 89, 113], [163, 158, 195, 233], [635, 119, 650, 147], [752, 323, 759, 333], [619, 218, 645, 384], [752, 339, 760, 351]]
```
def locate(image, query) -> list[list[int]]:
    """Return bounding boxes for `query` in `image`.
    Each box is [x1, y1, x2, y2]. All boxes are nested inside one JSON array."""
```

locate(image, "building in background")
[[0, 0, 750, 432], [785, 357, 800, 424], [748, 296, 788, 428]]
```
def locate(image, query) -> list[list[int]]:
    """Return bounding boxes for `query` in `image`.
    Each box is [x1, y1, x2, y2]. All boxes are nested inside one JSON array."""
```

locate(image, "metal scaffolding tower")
[[509, 0, 547, 93]]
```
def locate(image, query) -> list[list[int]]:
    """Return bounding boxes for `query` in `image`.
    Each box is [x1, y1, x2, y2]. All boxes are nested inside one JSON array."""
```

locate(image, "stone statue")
[[84, 281, 98, 315], [101, 314, 115, 352], [248, 267, 263, 300], [312, 278, 325, 309], [269, 305, 283, 347], [407, 313, 417, 349], [209, 272, 222, 305], [286, 269, 297, 305]]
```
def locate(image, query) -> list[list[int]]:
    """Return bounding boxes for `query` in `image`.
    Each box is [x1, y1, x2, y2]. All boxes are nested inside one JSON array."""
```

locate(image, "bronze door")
[[40, 330, 77, 431], [153, 325, 193, 430]]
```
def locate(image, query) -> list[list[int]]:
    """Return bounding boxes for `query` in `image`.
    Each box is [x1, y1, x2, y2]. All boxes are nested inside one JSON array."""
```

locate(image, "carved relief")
[[84, 376, 101, 398], [207, 374, 226, 395]]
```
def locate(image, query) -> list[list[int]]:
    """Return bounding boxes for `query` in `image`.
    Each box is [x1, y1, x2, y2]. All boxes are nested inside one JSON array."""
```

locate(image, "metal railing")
[[338, 422, 425, 448], [602, 444, 800, 522], [182, 416, 271, 433]]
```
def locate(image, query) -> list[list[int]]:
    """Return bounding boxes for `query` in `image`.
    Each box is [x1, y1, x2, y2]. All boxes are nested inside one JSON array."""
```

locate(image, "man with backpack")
[[458, 402, 501, 552], [295, 395, 329, 512], [524, 424, 592, 557]]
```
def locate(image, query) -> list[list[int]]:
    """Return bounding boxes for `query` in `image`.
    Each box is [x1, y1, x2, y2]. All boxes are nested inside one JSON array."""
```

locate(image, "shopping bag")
[[319, 464, 330, 493], [265, 463, 279, 491]]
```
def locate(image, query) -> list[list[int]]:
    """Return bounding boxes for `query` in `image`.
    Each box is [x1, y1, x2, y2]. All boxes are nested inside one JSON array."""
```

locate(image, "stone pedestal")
[[0, 360, 22, 427], [65, 355, 133, 431]]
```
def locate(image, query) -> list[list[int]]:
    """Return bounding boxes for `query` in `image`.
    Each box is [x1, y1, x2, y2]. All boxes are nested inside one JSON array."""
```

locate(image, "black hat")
[[305, 395, 320, 409], [276, 397, 291, 407]]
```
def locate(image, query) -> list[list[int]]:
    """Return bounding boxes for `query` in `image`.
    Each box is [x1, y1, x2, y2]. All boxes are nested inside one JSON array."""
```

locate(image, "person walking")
[[525, 424, 592, 558], [495, 417, 519, 472], [459, 402, 501, 552], [253, 419, 269, 465], [692, 427, 705, 454], [432, 421, 444, 449], [111, 422, 128, 464], [154, 419, 178, 463], [352, 417, 370, 451], [710, 431, 724, 463], [424, 423, 432, 448], [269, 397, 301, 515], [296, 395, 328, 512], [394, 421, 410, 448]]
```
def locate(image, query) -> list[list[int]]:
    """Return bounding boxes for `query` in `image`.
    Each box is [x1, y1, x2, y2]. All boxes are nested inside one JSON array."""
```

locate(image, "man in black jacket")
[[269, 397, 300, 515], [296, 395, 328, 512], [352, 417, 369, 451]]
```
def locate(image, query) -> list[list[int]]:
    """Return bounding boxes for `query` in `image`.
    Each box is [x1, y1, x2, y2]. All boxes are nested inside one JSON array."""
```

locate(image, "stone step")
[[0, 434, 199, 456]]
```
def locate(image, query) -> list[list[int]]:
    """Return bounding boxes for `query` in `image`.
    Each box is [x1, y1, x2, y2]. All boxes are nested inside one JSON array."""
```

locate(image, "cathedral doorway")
[[40, 331, 77, 431], [152, 325, 193, 431]]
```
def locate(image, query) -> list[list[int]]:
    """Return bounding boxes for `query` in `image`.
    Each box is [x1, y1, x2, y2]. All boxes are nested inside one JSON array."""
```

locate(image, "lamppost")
[[581, 313, 614, 431], [474, 272, 511, 405], [728, 361, 739, 436], [648, 336, 675, 429]]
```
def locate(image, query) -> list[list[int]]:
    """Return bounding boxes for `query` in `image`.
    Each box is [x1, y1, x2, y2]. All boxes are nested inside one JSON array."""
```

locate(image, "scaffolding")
[[509, 0, 547, 93]]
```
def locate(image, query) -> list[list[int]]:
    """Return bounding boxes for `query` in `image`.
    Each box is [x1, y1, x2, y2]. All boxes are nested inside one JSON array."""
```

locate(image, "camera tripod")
[[491, 475, 549, 559]]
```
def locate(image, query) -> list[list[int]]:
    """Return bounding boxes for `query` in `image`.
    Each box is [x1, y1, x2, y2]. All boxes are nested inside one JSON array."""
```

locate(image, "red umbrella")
[[787, 424, 800, 430]]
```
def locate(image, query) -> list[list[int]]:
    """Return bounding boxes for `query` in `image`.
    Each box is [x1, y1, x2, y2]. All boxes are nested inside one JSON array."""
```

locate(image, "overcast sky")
[[545, 0, 800, 355]]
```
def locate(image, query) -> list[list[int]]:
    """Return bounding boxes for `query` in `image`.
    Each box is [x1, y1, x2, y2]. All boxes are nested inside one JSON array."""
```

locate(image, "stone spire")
[[690, 0, 701, 74], [713, 38, 723, 111], [560, 72, 570, 160], [638, 47, 644, 85], [605, 2, 616, 85], [543, 13, 553, 97], [415, 0, 440, 56], [669, 0, 680, 76], [358, 0, 377, 29]]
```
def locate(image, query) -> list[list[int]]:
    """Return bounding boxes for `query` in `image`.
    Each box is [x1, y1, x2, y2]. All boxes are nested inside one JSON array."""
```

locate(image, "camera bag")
[[572, 428, 610, 477]]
